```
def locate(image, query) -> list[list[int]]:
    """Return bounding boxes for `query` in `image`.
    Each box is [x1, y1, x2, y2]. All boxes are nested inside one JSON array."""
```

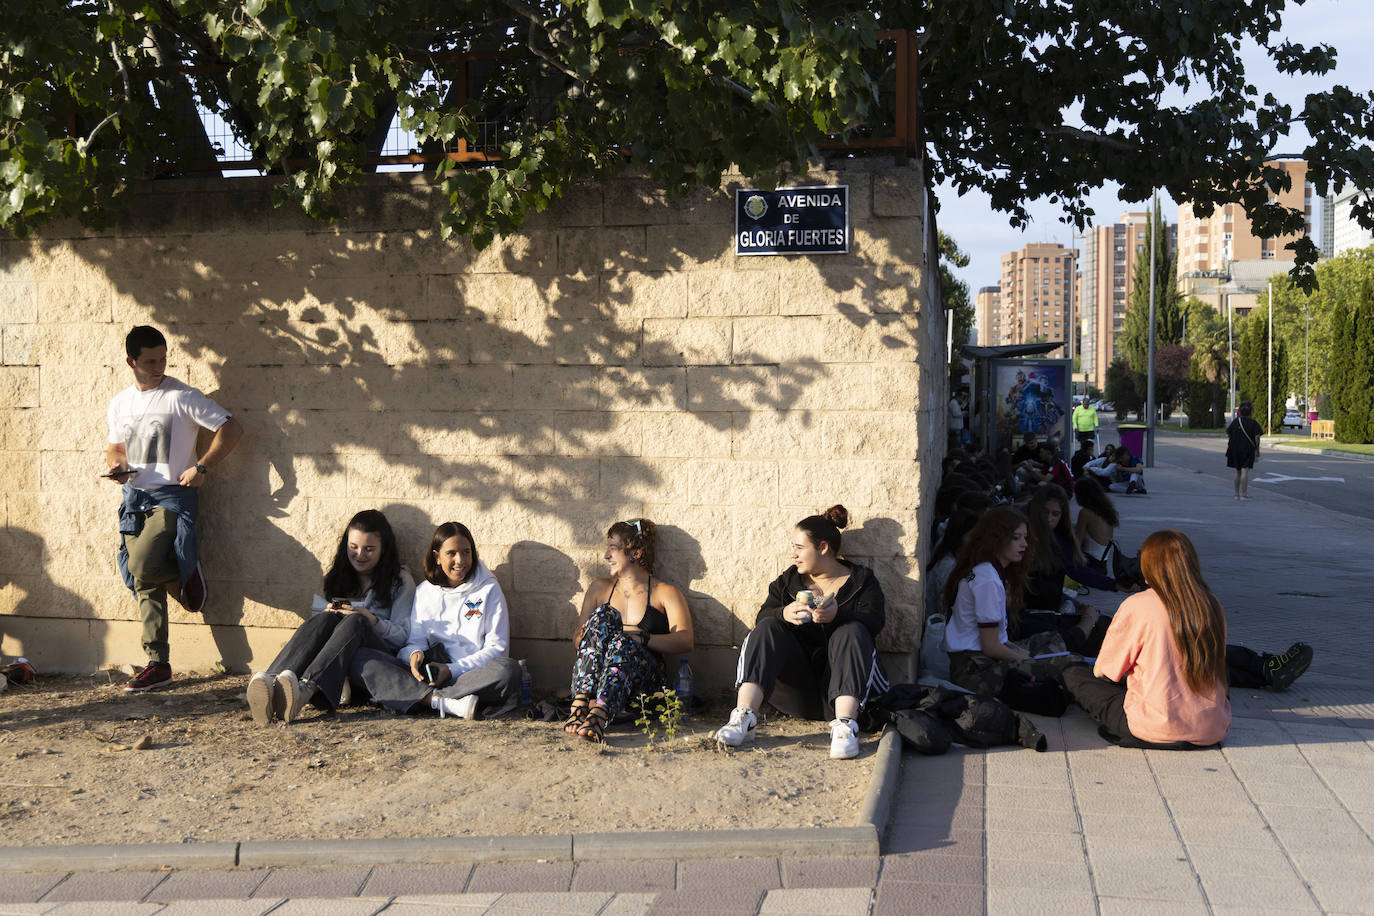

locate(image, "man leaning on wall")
[[104, 325, 244, 692]]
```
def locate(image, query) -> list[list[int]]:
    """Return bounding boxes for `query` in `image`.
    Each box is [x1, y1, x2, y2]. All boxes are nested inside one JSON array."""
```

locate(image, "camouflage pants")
[[948, 632, 1082, 696]]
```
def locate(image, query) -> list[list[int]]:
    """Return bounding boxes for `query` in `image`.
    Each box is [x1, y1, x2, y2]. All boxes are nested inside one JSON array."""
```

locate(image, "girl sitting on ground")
[[564, 519, 694, 743], [715, 506, 889, 760], [1019, 485, 1118, 656], [941, 505, 1080, 698], [1062, 529, 1231, 747], [349, 521, 520, 720], [1073, 477, 1141, 587], [247, 509, 415, 725]]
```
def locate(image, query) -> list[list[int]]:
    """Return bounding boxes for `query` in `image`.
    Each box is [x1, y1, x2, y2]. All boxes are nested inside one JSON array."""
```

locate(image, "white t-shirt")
[[943, 561, 1008, 652], [107, 376, 231, 489]]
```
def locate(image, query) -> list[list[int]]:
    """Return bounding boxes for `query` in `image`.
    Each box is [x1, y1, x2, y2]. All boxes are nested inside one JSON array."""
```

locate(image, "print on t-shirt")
[[119, 413, 174, 468]]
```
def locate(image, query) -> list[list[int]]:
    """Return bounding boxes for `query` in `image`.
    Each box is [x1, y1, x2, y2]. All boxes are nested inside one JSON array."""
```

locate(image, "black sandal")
[[577, 704, 609, 743], [563, 695, 590, 734]]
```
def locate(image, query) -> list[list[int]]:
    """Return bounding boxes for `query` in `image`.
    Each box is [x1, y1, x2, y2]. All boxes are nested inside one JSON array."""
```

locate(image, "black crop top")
[[607, 577, 670, 634]]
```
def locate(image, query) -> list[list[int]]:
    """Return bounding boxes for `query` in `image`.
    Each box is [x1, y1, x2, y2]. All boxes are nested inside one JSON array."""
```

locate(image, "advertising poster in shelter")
[[991, 359, 1071, 453]]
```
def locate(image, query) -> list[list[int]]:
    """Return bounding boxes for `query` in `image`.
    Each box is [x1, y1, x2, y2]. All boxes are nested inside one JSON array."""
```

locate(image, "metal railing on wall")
[[178, 29, 918, 175]]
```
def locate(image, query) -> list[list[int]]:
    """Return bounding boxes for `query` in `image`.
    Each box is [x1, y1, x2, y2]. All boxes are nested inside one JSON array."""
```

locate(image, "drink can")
[[796, 590, 813, 607]]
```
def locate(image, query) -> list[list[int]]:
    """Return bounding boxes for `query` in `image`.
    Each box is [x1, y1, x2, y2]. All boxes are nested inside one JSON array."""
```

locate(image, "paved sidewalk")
[[2, 451, 1372, 914]]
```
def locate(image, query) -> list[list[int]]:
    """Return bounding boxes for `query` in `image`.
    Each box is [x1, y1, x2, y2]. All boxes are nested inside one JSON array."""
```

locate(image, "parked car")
[[1283, 409, 1306, 429]]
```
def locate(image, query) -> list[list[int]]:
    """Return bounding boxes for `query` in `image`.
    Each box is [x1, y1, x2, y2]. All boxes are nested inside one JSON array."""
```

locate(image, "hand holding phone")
[[101, 468, 135, 480]]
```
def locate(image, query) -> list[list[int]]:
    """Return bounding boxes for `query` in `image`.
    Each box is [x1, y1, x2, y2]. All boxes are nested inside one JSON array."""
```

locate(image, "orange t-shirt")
[[1093, 590, 1231, 745]]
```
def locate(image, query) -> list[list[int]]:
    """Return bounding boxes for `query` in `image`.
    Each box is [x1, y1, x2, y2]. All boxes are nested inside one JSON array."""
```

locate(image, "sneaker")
[[1135, 483, 1147, 495], [124, 662, 172, 693], [339, 678, 354, 707], [273, 670, 307, 723], [715, 707, 757, 747], [175, 562, 207, 613], [1125, 481, 1138, 494], [1264, 643, 1314, 691], [246, 671, 275, 725], [434, 694, 479, 720], [829, 718, 860, 759]]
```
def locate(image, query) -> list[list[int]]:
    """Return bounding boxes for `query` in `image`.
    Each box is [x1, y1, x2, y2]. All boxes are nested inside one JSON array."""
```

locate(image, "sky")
[[935, 0, 1374, 296]]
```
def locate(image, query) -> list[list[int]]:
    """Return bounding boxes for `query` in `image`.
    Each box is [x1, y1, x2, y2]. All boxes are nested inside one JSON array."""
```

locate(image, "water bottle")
[[518, 659, 532, 705], [675, 659, 693, 721]]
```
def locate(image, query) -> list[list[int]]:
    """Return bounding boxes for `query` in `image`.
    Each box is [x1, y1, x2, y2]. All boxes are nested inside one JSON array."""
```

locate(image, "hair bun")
[[823, 504, 849, 530]]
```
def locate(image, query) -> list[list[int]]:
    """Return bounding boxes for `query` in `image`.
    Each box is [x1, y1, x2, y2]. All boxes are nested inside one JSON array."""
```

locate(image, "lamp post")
[[1304, 303, 1312, 421]]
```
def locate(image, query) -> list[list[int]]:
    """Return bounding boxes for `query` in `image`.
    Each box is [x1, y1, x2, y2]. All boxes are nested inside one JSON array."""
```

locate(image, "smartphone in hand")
[[425, 663, 439, 685]]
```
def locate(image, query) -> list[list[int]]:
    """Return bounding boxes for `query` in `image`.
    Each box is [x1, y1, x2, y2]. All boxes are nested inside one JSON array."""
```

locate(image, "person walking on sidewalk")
[[715, 505, 889, 760], [1226, 401, 1263, 500], [105, 325, 243, 693]]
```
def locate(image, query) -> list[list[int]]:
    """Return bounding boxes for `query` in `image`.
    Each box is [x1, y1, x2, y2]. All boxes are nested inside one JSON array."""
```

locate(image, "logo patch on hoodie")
[[463, 599, 483, 619]]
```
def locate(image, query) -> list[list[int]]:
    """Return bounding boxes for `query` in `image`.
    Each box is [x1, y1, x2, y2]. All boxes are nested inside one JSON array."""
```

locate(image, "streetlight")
[[1303, 303, 1312, 420]]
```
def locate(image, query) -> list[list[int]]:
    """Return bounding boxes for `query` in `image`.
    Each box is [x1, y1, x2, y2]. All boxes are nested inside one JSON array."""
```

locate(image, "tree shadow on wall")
[[60, 172, 925, 618], [0, 527, 106, 677]]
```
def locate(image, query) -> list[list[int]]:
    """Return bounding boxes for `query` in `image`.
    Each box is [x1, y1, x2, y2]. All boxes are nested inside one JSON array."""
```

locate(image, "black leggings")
[[735, 618, 887, 720]]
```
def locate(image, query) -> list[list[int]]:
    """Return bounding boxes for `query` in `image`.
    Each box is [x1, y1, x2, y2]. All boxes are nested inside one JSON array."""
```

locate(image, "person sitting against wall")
[[941, 506, 1081, 698], [349, 521, 520, 720], [716, 505, 889, 760], [247, 509, 415, 725], [925, 507, 987, 626], [563, 518, 694, 743]]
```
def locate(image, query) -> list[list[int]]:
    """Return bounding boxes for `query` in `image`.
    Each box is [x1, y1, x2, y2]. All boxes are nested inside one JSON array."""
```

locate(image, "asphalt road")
[[1110, 424, 1374, 522]]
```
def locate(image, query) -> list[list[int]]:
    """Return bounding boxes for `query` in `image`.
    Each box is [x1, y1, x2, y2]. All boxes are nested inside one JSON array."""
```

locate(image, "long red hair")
[[1139, 530, 1227, 695]]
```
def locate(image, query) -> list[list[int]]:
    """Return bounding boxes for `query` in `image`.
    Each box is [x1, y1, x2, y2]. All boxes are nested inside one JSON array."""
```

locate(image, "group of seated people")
[[246, 505, 888, 761], [930, 442, 1312, 748]]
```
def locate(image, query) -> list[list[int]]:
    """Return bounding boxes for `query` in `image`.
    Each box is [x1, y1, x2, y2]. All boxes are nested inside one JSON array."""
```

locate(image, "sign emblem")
[[743, 194, 768, 220]]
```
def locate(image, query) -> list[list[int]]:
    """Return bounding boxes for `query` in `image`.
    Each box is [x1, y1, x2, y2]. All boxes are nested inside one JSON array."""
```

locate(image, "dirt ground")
[[0, 672, 876, 846]]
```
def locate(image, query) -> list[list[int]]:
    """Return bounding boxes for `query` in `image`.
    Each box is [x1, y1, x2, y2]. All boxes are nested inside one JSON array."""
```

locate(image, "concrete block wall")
[[0, 164, 940, 693]]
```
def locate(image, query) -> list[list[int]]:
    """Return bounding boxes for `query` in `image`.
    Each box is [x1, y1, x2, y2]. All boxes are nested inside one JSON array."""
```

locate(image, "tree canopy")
[[1120, 201, 1183, 373], [3, 0, 1373, 274]]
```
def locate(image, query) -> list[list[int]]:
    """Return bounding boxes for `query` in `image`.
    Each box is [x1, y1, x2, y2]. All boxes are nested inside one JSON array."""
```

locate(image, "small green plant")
[[635, 688, 683, 745]]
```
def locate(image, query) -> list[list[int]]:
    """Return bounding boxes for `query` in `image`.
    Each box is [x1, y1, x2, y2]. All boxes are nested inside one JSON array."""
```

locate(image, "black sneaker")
[[124, 662, 172, 693], [1135, 483, 1147, 495], [1263, 643, 1314, 691]]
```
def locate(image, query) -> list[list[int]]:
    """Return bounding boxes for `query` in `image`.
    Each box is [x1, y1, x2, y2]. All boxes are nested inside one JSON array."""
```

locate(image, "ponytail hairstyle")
[[796, 504, 849, 556], [322, 509, 402, 608], [1026, 484, 1083, 573], [1139, 530, 1228, 696], [607, 518, 657, 571], [944, 505, 1032, 628]]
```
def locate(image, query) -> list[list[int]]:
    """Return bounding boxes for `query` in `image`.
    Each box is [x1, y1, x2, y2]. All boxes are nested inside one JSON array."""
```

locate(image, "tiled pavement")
[[3, 437, 1373, 915]]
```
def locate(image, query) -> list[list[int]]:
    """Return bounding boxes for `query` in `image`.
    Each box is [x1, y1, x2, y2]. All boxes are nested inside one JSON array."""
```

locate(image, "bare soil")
[[0, 672, 875, 846]]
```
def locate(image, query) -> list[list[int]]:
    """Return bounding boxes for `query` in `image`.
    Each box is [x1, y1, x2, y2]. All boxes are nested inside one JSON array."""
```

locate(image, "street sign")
[[735, 186, 849, 256]]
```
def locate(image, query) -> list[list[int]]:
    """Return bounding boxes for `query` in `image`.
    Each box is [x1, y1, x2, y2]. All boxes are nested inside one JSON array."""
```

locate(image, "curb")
[[0, 730, 897, 873], [1266, 441, 1374, 462], [856, 725, 902, 834]]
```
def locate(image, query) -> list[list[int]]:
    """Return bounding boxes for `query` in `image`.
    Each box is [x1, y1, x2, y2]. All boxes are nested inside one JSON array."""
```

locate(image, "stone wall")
[[0, 163, 943, 691]]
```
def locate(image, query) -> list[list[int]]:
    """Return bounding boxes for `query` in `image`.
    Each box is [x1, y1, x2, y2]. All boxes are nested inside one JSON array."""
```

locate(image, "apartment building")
[[1177, 159, 1312, 288], [1080, 212, 1177, 391], [974, 285, 1001, 347], [1325, 187, 1374, 257], [994, 243, 1076, 358]]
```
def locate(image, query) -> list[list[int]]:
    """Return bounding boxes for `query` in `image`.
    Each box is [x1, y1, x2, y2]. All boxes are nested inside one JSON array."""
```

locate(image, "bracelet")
[[194, 463, 209, 474]]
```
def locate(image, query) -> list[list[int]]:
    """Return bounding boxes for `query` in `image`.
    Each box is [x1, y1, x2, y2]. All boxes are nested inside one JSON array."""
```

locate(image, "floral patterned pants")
[[570, 603, 668, 718]]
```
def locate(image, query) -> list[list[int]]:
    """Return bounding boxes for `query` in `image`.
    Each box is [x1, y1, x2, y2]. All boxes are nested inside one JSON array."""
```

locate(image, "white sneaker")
[[829, 718, 860, 759], [715, 707, 757, 747], [435, 694, 479, 720], [246, 672, 274, 726], [338, 678, 353, 707], [274, 670, 306, 724]]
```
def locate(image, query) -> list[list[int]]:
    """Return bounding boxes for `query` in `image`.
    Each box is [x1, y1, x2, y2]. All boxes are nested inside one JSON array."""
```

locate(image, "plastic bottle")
[[675, 658, 693, 721], [518, 659, 532, 705]]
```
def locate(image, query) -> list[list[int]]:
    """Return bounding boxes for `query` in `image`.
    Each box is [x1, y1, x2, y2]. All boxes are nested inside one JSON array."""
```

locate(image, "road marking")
[[1127, 517, 1212, 524], [1252, 472, 1345, 484]]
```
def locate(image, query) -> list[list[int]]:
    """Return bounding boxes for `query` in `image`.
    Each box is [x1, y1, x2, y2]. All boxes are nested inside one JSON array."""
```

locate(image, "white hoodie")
[[398, 561, 509, 673]]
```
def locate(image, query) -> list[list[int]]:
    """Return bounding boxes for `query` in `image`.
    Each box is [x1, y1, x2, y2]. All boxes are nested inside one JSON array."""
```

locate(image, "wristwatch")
[[194, 463, 209, 475]]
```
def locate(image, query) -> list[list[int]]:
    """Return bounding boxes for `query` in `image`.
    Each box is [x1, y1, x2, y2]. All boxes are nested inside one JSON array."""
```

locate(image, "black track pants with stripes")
[[735, 618, 888, 721]]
